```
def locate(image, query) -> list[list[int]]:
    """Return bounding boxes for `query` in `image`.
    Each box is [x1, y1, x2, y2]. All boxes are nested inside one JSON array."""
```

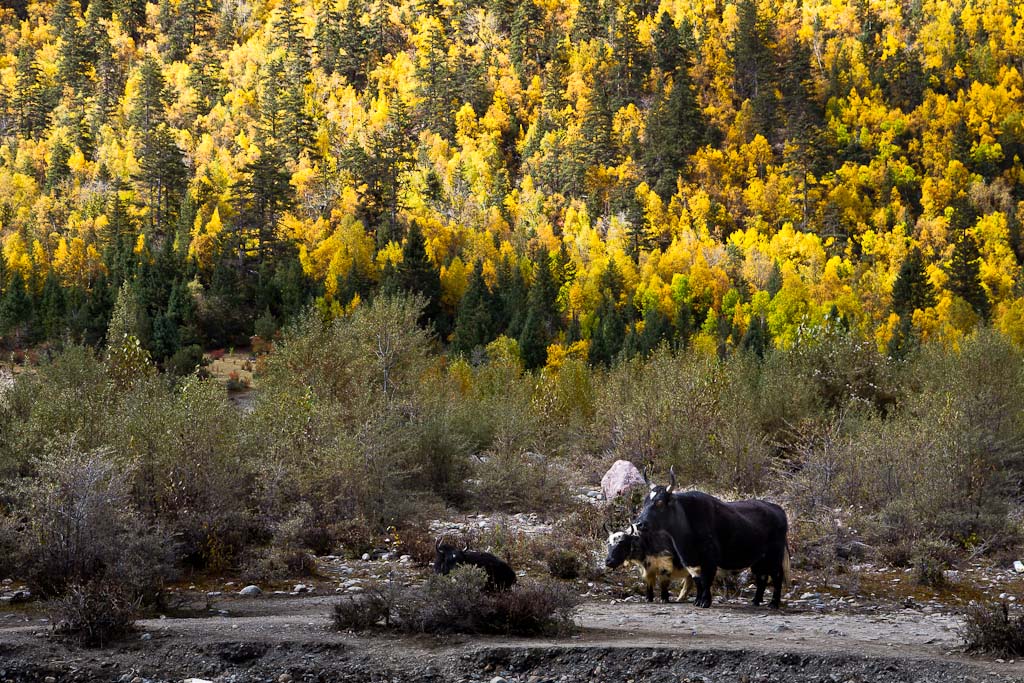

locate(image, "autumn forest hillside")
[[0, 0, 1023, 365]]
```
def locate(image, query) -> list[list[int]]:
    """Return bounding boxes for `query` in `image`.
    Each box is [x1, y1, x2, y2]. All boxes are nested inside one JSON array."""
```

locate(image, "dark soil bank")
[[0, 641, 1018, 683]]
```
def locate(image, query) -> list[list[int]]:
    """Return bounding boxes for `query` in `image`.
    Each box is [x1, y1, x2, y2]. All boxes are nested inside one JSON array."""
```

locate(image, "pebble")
[[279, 675, 293, 683], [44, 677, 55, 683], [490, 677, 508, 683], [362, 553, 371, 561], [1014, 560, 1024, 573], [293, 584, 309, 593], [400, 555, 411, 563], [139, 632, 152, 641], [239, 585, 261, 597]]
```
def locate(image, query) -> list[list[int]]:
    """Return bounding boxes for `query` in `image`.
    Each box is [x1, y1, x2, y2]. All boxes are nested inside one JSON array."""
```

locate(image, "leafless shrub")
[[51, 581, 138, 647], [961, 602, 1024, 657], [332, 567, 579, 636]]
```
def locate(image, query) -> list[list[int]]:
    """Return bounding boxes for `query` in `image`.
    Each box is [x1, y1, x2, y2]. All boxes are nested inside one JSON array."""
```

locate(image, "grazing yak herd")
[[434, 467, 791, 609]]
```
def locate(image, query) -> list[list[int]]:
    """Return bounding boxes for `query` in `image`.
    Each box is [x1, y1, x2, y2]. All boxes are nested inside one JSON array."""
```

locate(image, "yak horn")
[[435, 535, 443, 551], [667, 465, 677, 493]]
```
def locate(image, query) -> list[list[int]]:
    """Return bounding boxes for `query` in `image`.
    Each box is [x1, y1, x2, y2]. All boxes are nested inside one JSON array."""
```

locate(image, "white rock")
[[400, 555, 411, 562], [601, 460, 646, 501], [1014, 560, 1024, 573], [361, 553, 370, 561], [293, 584, 309, 593], [183, 679, 215, 683], [239, 585, 261, 596]]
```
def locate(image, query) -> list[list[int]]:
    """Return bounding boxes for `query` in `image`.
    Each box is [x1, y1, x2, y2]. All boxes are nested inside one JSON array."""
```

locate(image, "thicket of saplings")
[[1, 295, 1022, 644]]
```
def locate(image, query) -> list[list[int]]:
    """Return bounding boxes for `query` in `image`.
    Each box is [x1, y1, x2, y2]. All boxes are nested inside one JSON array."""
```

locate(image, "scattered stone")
[[293, 584, 309, 593], [601, 460, 646, 501], [361, 553, 371, 561], [278, 674, 293, 683], [489, 677, 508, 683], [44, 677, 55, 683], [1014, 560, 1024, 574], [139, 632, 152, 641], [400, 555, 411, 563], [800, 592, 819, 600], [239, 585, 261, 597], [183, 679, 214, 683]]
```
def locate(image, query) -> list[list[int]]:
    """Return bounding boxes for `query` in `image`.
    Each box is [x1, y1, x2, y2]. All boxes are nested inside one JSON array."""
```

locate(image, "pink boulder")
[[601, 460, 646, 501]]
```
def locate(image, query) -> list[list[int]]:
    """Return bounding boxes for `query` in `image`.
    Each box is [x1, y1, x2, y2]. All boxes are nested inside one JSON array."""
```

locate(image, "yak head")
[[604, 523, 640, 568], [433, 537, 469, 575], [636, 465, 677, 535]]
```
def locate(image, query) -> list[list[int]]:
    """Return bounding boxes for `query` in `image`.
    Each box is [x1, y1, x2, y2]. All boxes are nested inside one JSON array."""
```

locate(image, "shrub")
[[15, 444, 174, 601], [332, 590, 391, 631], [51, 581, 138, 647], [165, 344, 206, 377], [913, 540, 956, 588], [332, 567, 580, 636], [546, 550, 581, 580], [960, 602, 1024, 657]]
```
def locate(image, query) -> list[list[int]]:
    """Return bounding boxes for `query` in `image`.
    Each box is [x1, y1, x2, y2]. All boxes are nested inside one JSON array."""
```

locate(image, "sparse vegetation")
[[960, 602, 1024, 657], [332, 567, 580, 636]]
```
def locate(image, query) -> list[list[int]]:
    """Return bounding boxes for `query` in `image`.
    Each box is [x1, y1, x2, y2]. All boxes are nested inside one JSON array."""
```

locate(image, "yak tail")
[[782, 544, 792, 587]]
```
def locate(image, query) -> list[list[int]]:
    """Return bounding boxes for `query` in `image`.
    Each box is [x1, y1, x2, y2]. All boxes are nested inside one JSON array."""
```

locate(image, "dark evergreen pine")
[[636, 304, 671, 356], [580, 78, 616, 169], [135, 124, 188, 236], [415, 21, 458, 141], [518, 308, 547, 369], [272, 0, 314, 157], [766, 260, 783, 297], [38, 271, 66, 340], [232, 144, 295, 263], [13, 47, 49, 139], [740, 314, 771, 358], [572, 0, 605, 42], [495, 255, 528, 337], [652, 11, 683, 73], [610, 5, 647, 107], [314, 0, 343, 73], [130, 56, 169, 130], [891, 247, 935, 317], [0, 272, 34, 343], [343, 95, 415, 246], [675, 298, 693, 347], [588, 297, 625, 366], [45, 139, 73, 193], [731, 0, 778, 136], [452, 261, 496, 355], [642, 52, 704, 198], [396, 222, 445, 331], [338, 0, 370, 88], [947, 232, 990, 320]]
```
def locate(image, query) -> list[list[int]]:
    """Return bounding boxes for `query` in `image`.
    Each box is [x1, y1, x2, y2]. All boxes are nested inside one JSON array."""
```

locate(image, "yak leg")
[[695, 566, 717, 608], [752, 574, 768, 606], [769, 571, 784, 608], [660, 575, 671, 603], [644, 571, 655, 602], [677, 573, 694, 602]]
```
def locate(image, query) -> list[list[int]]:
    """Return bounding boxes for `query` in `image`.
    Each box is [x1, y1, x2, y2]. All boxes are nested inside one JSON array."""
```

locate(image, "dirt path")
[[2, 593, 1022, 682]]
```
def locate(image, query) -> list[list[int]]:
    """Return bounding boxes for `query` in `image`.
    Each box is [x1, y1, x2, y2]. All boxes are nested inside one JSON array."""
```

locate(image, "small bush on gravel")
[[332, 567, 579, 636], [546, 550, 581, 580], [51, 581, 139, 647], [332, 589, 392, 631], [960, 602, 1024, 657]]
